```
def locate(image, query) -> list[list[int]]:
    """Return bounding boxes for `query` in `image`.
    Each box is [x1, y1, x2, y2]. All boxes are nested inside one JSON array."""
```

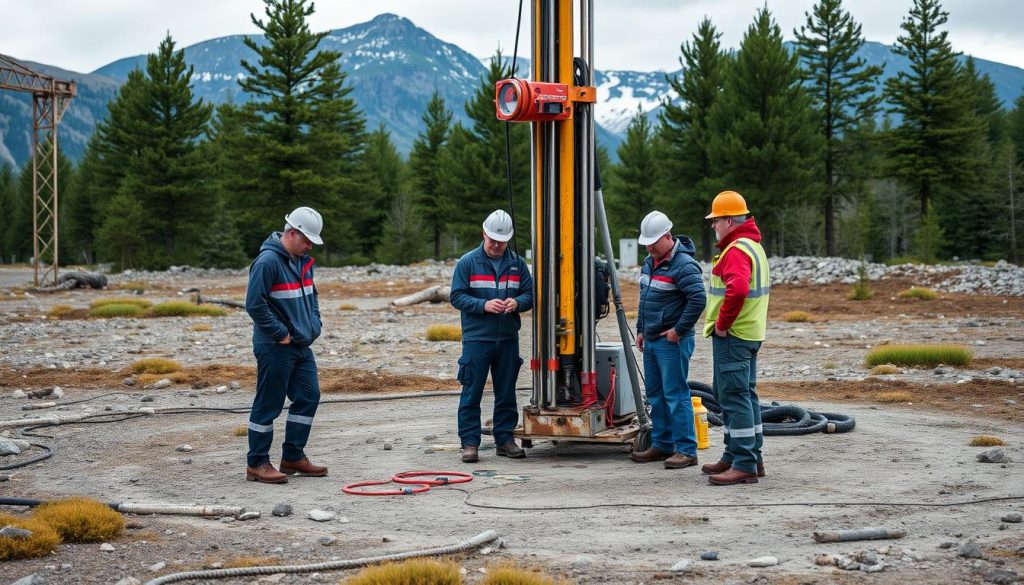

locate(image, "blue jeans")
[[247, 343, 320, 467], [643, 335, 697, 456], [457, 339, 522, 447], [711, 334, 763, 473]]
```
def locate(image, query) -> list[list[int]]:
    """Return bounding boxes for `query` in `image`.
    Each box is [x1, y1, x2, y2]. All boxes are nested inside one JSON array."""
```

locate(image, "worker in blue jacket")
[[450, 210, 534, 463], [631, 211, 707, 469], [243, 207, 328, 484]]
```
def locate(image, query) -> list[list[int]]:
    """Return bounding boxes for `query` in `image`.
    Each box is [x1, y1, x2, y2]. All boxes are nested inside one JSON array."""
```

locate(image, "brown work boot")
[[630, 447, 672, 463], [279, 457, 328, 477], [496, 441, 526, 458], [664, 453, 698, 469], [246, 462, 288, 484], [701, 460, 766, 477], [461, 445, 479, 463], [701, 460, 731, 474], [708, 468, 759, 486]]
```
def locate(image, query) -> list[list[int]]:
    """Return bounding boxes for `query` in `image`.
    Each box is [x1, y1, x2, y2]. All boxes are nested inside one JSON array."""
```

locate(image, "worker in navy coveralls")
[[243, 206, 329, 484], [450, 210, 534, 464]]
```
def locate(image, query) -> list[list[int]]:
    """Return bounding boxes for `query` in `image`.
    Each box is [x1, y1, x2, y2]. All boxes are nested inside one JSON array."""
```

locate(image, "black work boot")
[[496, 441, 526, 458]]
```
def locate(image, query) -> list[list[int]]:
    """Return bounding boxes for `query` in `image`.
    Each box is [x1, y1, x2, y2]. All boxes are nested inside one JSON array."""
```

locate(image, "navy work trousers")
[[247, 343, 320, 467], [457, 339, 522, 447], [711, 334, 764, 474]]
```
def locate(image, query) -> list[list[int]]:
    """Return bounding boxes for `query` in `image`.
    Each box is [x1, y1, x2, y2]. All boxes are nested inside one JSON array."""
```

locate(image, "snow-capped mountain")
[[2, 13, 1023, 170]]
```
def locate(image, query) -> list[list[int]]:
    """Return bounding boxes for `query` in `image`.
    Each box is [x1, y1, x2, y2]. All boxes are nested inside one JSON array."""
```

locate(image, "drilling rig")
[[495, 0, 651, 452]]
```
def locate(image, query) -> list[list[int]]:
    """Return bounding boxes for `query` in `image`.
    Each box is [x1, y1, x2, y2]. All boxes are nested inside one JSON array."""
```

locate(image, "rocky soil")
[[0, 259, 1022, 584]]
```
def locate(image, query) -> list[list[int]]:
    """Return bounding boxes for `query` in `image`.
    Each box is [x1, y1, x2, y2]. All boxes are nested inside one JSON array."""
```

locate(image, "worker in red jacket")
[[701, 191, 770, 486]]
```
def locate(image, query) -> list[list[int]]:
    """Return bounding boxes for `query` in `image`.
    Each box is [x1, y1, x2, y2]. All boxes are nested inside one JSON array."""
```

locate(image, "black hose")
[[687, 381, 855, 436]]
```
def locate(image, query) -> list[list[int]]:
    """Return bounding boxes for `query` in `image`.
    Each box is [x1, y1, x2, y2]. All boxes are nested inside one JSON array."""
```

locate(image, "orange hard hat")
[[705, 190, 750, 219]]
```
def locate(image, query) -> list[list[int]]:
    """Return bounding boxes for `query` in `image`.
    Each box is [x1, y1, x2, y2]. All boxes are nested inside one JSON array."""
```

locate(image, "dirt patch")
[[0, 365, 457, 394], [762, 378, 1023, 422], [972, 357, 1024, 370], [768, 278, 1024, 321]]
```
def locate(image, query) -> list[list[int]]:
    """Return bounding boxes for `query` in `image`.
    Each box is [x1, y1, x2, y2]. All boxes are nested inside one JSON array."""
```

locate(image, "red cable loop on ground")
[[341, 480, 433, 496], [391, 471, 474, 486]]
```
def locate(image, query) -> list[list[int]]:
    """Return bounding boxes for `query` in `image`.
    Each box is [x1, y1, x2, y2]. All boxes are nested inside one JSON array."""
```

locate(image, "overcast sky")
[[3, 0, 1023, 73]]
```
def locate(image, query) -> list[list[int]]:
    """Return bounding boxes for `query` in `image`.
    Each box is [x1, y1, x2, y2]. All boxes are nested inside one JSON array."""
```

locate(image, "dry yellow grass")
[[426, 324, 462, 342], [231, 425, 248, 437], [345, 559, 461, 584], [136, 372, 189, 386], [47, 304, 75, 318], [870, 364, 901, 375], [875, 391, 914, 403], [482, 563, 573, 585], [90, 297, 153, 309], [90, 303, 146, 318], [822, 360, 837, 370], [131, 358, 182, 375], [148, 301, 227, 317], [33, 497, 125, 543], [223, 556, 282, 569], [191, 323, 213, 332], [783, 310, 811, 323], [0, 512, 62, 560], [970, 435, 1006, 446], [898, 286, 939, 300], [338, 303, 358, 311]]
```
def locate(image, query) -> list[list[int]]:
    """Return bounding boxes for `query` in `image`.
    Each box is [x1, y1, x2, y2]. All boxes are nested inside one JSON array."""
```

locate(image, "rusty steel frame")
[[0, 54, 76, 286]]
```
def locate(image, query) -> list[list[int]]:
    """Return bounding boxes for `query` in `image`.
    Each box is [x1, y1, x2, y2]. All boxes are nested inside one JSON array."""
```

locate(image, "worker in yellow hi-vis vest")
[[701, 191, 770, 486]]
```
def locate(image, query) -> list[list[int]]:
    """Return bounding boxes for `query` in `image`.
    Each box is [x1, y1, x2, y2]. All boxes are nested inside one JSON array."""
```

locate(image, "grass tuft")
[[0, 513, 62, 560], [783, 310, 811, 323], [898, 287, 939, 301], [231, 425, 248, 437], [874, 391, 914, 403], [848, 261, 873, 301], [90, 297, 152, 309], [191, 323, 213, 332], [147, 302, 227, 318], [970, 435, 1005, 447], [131, 358, 182, 375], [870, 364, 900, 375], [47, 304, 75, 318], [345, 559, 461, 584], [822, 360, 837, 370], [426, 324, 462, 342], [865, 344, 972, 368], [338, 303, 358, 311], [482, 563, 573, 585], [33, 497, 125, 543], [90, 303, 146, 318]]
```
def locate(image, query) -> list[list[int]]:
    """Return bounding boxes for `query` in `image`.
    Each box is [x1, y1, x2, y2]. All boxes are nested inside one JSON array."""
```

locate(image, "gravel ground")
[[0, 264, 1022, 584]]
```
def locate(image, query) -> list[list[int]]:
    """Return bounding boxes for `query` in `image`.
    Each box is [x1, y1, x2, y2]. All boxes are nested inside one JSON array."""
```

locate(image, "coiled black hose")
[[689, 381, 855, 435]]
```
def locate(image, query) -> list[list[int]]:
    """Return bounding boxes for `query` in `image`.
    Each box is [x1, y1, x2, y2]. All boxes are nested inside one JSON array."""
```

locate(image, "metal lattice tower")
[[0, 54, 76, 286]]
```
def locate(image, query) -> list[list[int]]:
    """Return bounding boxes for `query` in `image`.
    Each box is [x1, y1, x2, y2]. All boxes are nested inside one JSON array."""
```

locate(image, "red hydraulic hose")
[[392, 471, 473, 486], [341, 480, 432, 496]]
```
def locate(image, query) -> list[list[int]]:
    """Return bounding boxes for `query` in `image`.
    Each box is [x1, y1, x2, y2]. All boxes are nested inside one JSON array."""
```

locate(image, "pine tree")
[[125, 33, 213, 268], [358, 124, 406, 260], [409, 91, 453, 259], [62, 138, 104, 264], [376, 192, 428, 265], [1010, 95, 1024, 168], [96, 189, 147, 271], [197, 197, 249, 269], [707, 7, 822, 254], [607, 107, 660, 241], [234, 0, 367, 262], [657, 17, 728, 260], [883, 0, 984, 221], [0, 163, 16, 263], [438, 52, 529, 254], [794, 0, 883, 256]]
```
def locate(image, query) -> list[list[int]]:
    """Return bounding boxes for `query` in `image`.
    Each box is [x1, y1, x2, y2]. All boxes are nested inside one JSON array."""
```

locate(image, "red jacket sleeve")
[[715, 247, 752, 332]]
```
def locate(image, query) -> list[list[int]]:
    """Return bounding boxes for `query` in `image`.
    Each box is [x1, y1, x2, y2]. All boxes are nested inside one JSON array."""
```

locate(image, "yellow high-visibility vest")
[[703, 237, 770, 341]]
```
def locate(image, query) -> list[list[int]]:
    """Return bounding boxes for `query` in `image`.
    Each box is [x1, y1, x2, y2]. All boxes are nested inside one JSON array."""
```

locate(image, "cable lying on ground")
[[143, 529, 500, 585], [689, 381, 856, 435]]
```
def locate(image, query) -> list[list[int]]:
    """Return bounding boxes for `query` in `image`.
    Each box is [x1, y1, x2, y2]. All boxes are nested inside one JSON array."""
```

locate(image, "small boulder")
[[977, 449, 1008, 463], [308, 509, 335, 522], [748, 556, 778, 567], [958, 540, 984, 559], [272, 504, 293, 517]]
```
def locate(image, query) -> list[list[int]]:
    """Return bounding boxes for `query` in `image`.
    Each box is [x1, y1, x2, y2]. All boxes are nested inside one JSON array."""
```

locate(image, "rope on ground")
[[143, 529, 500, 585]]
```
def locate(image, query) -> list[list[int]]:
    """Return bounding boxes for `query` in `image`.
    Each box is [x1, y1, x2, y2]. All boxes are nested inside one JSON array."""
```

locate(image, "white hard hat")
[[482, 209, 514, 242], [284, 206, 324, 245], [637, 210, 672, 246]]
